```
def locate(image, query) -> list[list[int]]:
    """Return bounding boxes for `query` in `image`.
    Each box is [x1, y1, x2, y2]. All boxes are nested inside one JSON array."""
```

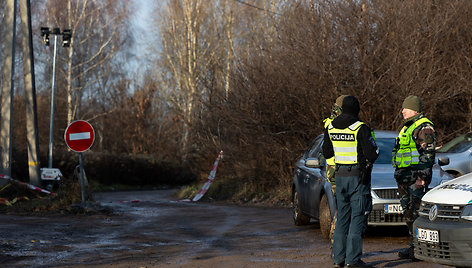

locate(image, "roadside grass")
[[0, 179, 85, 214], [176, 177, 292, 208]]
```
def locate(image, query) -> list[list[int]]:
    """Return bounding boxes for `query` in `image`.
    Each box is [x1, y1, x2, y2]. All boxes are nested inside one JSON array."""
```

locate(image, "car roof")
[[319, 130, 398, 139], [373, 130, 398, 139]]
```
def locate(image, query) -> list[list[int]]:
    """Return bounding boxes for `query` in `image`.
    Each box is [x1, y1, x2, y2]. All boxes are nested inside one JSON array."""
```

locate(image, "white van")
[[413, 172, 472, 267]]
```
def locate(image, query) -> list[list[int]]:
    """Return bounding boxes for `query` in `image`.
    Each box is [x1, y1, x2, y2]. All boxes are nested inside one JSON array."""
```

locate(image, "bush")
[[11, 148, 197, 188]]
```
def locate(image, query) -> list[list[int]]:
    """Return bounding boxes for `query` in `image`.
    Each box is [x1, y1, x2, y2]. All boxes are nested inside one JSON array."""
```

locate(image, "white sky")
[[128, 0, 160, 81]]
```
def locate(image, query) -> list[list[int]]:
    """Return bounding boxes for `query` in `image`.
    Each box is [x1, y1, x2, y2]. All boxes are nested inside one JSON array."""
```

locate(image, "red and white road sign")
[[64, 120, 95, 152]]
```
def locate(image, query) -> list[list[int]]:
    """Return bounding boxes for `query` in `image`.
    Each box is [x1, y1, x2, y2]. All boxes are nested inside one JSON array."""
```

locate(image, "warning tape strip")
[[180, 150, 223, 203], [0, 198, 12, 206], [0, 174, 56, 196]]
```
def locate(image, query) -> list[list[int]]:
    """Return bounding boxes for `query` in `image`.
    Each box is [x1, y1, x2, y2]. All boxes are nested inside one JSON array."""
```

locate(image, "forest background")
[[1, 0, 471, 203]]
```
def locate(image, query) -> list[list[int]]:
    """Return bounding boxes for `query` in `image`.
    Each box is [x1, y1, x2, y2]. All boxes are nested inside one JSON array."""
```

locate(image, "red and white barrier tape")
[[180, 150, 223, 202], [0, 174, 56, 196]]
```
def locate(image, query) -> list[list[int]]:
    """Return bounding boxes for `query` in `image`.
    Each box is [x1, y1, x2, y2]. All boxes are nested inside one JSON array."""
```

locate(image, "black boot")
[[346, 259, 373, 267]]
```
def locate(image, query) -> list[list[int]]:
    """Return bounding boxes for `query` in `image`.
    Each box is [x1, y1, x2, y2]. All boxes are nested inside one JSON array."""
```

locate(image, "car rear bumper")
[[368, 202, 406, 226], [413, 216, 472, 266], [368, 189, 406, 226]]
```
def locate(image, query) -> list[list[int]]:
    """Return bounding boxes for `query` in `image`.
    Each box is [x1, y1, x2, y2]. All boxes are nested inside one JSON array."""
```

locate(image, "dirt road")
[[0, 190, 448, 267]]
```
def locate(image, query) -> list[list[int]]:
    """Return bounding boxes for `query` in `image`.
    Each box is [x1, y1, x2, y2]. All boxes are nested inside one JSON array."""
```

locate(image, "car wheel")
[[449, 171, 463, 178], [319, 194, 332, 240], [293, 190, 310, 226]]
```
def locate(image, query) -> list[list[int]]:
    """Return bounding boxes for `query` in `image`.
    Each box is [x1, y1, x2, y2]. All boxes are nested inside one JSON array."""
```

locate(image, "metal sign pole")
[[79, 152, 86, 207], [48, 34, 58, 168], [65, 120, 94, 208]]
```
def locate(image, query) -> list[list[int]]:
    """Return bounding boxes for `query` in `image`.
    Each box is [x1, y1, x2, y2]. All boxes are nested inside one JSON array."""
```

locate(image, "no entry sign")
[[64, 120, 95, 152]]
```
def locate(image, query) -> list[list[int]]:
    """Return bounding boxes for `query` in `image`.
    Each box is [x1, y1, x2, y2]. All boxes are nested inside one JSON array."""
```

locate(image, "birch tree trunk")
[[160, 0, 205, 159], [40, 0, 131, 125]]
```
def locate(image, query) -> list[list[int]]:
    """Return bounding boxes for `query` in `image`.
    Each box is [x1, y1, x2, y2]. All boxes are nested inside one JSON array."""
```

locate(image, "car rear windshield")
[[376, 138, 396, 164]]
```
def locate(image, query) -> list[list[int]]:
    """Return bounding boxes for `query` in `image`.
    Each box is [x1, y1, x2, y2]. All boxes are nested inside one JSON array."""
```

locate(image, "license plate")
[[416, 228, 439, 243], [384, 204, 403, 214]]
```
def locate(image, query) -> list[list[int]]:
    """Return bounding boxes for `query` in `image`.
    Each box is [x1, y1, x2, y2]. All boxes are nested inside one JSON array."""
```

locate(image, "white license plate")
[[416, 228, 439, 243], [384, 204, 403, 214]]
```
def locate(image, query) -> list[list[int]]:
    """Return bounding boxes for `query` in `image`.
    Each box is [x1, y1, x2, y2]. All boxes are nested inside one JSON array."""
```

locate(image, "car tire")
[[293, 190, 310, 226], [449, 171, 463, 178], [319, 194, 332, 240]]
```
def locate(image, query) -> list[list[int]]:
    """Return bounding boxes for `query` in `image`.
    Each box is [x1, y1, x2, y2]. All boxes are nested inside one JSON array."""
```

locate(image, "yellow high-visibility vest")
[[392, 117, 433, 168], [324, 118, 335, 166], [328, 121, 364, 164]]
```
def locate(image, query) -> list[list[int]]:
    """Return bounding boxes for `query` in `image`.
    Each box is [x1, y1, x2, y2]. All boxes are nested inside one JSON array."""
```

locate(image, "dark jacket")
[[322, 114, 378, 166], [322, 96, 378, 166]]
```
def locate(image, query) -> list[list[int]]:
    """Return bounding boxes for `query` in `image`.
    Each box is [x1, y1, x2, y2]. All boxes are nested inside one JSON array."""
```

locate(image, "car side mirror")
[[438, 157, 450, 166], [306, 158, 322, 168]]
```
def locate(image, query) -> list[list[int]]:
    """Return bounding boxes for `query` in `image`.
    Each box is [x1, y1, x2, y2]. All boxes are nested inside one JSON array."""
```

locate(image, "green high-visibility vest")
[[392, 117, 433, 168], [328, 121, 365, 164]]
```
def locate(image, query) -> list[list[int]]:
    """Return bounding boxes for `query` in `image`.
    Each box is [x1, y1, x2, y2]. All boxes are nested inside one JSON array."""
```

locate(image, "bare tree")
[[156, 0, 240, 159], [36, 0, 133, 126]]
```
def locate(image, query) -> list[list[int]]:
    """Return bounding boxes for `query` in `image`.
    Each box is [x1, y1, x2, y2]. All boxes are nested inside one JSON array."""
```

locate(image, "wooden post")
[[0, 0, 17, 177]]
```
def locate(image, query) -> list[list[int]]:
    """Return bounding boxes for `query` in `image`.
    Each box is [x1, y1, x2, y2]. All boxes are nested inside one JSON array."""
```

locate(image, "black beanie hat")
[[342, 95, 360, 116]]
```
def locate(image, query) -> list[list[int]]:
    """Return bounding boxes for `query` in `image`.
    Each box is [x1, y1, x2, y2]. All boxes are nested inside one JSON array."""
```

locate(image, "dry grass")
[[176, 177, 292, 208]]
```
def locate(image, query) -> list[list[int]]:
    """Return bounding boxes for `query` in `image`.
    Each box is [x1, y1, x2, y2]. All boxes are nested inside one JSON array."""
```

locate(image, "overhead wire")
[[233, 0, 281, 15]]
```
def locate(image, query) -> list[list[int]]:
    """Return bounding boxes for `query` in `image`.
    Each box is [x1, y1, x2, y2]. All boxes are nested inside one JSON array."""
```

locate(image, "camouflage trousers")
[[327, 164, 336, 245], [327, 164, 336, 194], [397, 180, 427, 247]]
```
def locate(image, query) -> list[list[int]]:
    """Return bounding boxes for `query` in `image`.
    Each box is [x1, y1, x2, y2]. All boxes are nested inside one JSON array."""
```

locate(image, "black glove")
[[360, 162, 373, 185]]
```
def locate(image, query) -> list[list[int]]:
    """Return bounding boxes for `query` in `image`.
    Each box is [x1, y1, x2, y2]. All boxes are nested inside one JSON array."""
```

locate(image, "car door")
[[305, 137, 325, 218], [297, 135, 324, 217], [296, 141, 318, 213], [295, 162, 311, 212]]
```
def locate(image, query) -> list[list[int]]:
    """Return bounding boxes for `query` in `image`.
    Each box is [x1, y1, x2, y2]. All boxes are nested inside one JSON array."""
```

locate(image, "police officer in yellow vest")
[[323, 96, 379, 268], [393, 95, 436, 260]]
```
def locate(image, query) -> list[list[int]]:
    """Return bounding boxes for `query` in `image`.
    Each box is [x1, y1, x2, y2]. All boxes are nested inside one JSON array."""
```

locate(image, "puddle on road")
[[184, 239, 202, 244], [251, 258, 308, 263], [128, 206, 161, 217]]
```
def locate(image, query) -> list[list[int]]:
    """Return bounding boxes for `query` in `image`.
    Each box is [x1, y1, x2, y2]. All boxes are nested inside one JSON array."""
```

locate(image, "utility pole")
[[0, 0, 17, 178], [20, 0, 41, 186]]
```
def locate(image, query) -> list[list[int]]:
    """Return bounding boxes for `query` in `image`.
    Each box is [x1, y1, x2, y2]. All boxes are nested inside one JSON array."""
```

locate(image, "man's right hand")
[[415, 177, 425, 189]]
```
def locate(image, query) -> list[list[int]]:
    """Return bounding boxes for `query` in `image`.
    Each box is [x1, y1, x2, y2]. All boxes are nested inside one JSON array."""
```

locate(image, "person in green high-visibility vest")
[[323, 95, 347, 245], [324, 95, 348, 195], [393, 95, 436, 260]]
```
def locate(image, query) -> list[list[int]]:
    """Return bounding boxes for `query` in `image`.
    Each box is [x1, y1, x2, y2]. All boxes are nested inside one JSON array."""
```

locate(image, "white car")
[[413, 172, 472, 267], [436, 132, 472, 178]]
